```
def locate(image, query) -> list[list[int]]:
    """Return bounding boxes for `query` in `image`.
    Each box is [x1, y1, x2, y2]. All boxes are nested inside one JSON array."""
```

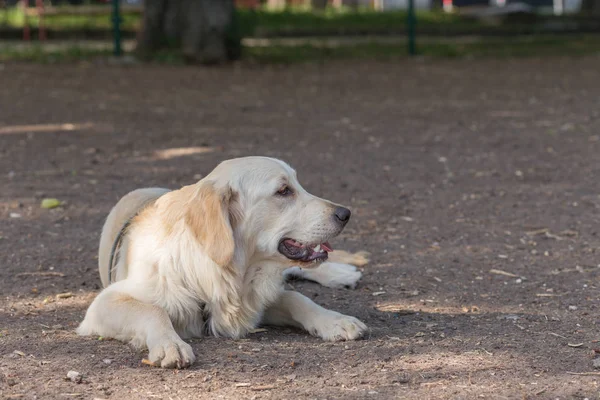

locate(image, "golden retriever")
[[77, 156, 369, 368]]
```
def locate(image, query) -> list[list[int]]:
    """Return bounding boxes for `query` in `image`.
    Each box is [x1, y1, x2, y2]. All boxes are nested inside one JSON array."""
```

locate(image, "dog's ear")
[[185, 181, 236, 268]]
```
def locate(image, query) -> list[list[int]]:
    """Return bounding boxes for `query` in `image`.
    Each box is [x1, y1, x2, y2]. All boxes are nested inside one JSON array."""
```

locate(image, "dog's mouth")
[[278, 239, 333, 263]]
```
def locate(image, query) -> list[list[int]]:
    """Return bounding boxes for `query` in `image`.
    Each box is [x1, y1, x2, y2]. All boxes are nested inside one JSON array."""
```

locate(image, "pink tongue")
[[321, 242, 333, 252]]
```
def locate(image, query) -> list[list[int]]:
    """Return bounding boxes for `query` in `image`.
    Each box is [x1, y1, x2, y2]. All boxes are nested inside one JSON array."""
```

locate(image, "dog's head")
[[184, 157, 351, 268]]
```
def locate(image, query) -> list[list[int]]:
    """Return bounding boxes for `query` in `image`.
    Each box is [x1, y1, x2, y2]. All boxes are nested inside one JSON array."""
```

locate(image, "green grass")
[[245, 36, 600, 63], [0, 44, 112, 63], [239, 7, 479, 36], [0, 6, 480, 34], [1, 35, 599, 64], [435, 35, 600, 58], [0, 6, 140, 30]]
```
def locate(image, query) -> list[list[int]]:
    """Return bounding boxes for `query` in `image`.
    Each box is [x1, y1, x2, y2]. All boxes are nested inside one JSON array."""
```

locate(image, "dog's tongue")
[[283, 239, 333, 253], [284, 239, 303, 248]]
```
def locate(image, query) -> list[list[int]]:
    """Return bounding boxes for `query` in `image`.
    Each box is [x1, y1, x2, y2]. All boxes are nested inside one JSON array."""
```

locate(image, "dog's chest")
[[203, 266, 284, 338]]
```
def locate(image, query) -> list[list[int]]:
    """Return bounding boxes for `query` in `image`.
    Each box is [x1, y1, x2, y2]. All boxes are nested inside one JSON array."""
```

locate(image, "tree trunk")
[[580, 0, 600, 15], [137, 0, 241, 65], [312, 0, 328, 9]]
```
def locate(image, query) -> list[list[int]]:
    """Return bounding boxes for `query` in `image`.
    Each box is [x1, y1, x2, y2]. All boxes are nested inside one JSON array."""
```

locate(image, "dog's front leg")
[[283, 250, 369, 289], [284, 262, 363, 289], [77, 283, 195, 369], [262, 290, 367, 341]]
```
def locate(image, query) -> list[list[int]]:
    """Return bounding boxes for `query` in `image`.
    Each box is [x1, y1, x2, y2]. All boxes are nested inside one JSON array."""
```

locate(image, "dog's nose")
[[334, 207, 351, 224]]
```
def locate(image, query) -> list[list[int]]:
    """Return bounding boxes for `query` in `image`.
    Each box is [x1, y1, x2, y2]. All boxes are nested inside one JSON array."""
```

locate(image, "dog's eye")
[[276, 186, 293, 196]]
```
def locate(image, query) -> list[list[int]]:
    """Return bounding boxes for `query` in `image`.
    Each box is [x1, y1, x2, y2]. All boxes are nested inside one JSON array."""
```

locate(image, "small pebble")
[[568, 305, 578, 311], [67, 370, 82, 383], [103, 359, 112, 365]]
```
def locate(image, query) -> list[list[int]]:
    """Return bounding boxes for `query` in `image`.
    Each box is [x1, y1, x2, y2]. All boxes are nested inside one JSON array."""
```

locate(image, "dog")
[[77, 156, 369, 368]]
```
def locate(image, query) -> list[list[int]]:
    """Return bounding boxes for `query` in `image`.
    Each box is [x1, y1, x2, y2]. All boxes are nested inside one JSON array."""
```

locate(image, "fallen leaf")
[[141, 359, 158, 367], [41, 198, 62, 209]]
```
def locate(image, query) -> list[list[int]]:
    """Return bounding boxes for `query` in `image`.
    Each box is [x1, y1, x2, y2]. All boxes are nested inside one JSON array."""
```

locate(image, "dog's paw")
[[310, 311, 368, 341], [316, 262, 363, 289], [148, 337, 195, 369]]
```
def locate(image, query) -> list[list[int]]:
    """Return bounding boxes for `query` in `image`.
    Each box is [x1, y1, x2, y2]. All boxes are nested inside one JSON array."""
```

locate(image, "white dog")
[[78, 157, 369, 368]]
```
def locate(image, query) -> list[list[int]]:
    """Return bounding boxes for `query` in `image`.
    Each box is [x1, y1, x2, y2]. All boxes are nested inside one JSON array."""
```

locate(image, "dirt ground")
[[2, 56, 600, 399]]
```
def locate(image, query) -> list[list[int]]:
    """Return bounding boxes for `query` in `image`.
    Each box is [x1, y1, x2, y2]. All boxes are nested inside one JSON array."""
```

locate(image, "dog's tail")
[[98, 188, 170, 288]]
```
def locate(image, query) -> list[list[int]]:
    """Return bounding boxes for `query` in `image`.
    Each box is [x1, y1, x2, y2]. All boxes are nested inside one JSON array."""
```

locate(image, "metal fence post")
[[112, 0, 122, 56], [407, 0, 417, 56]]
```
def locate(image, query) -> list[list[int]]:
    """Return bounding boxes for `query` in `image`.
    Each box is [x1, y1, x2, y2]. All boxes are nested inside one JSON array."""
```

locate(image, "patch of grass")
[[0, 6, 25, 27], [0, 7, 141, 30], [238, 7, 478, 36], [245, 35, 600, 63], [0, 6, 479, 34], [1, 35, 598, 64], [453, 35, 600, 58], [0, 44, 111, 63], [244, 42, 400, 63]]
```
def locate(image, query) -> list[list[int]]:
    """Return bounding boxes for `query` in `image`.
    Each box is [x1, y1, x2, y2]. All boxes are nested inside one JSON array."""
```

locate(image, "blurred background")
[[0, 0, 599, 62]]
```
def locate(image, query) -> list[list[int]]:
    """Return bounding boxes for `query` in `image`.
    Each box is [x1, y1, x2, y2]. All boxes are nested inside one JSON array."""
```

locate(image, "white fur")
[[77, 157, 368, 368], [284, 262, 363, 289]]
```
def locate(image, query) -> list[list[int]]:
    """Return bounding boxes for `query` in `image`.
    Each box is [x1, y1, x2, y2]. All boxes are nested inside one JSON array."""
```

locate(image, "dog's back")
[[98, 188, 170, 287]]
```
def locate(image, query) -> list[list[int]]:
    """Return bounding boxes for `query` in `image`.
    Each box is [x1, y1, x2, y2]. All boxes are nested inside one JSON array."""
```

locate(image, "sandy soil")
[[2, 57, 600, 399]]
